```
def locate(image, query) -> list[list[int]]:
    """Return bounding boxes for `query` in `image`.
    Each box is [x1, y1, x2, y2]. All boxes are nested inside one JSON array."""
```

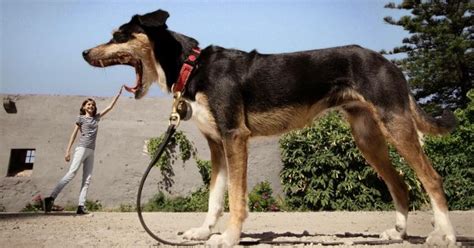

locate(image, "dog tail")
[[409, 95, 457, 135]]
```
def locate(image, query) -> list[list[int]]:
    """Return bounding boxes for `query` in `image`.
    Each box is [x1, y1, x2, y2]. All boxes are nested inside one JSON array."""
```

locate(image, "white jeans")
[[50, 147, 94, 206]]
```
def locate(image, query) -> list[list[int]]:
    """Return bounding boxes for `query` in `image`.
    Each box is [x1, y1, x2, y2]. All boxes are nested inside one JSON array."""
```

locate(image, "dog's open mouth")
[[88, 53, 143, 94]]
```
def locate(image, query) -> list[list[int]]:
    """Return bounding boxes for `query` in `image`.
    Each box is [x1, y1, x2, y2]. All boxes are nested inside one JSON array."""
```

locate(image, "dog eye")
[[112, 32, 132, 43]]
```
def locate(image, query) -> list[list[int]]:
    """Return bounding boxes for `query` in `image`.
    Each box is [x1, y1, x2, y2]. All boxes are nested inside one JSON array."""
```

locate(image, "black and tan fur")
[[83, 9, 457, 247]]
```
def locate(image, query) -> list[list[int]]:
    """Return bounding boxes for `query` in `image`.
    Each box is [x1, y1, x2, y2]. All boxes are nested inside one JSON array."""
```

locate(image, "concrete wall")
[[0, 94, 283, 211]]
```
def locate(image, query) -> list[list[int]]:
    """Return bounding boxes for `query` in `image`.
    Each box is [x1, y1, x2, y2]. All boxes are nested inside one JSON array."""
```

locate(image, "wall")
[[0, 94, 283, 211]]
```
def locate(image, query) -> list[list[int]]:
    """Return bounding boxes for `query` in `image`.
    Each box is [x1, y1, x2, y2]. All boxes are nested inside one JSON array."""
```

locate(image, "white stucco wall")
[[0, 94, 283, 211]]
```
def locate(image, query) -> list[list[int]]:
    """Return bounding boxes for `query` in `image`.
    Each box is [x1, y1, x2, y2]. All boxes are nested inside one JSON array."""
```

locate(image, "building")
[[0, 94, 283, 211]]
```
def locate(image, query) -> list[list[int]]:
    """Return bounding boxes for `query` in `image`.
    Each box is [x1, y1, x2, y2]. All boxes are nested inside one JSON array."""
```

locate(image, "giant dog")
[[83, 9, 457, 247]]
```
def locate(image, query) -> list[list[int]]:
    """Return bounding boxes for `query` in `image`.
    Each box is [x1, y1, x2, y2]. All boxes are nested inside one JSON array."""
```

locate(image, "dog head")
[[83, 9, 196, 99]]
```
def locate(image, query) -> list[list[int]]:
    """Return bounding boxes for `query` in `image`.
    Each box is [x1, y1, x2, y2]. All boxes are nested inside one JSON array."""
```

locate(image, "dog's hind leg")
[[207, 127, 251, 247], [343, 104, 409, 240], [385, 113, 456, 246], [183, 137, 227, 241]]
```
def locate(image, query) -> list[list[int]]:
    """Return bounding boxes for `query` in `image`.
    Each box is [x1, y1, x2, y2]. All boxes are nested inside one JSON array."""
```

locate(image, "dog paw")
[[426, 229, 457, 247], [206, 231, 240, 248], [182, 226, 211, 240], [380, 228, 406, 240]]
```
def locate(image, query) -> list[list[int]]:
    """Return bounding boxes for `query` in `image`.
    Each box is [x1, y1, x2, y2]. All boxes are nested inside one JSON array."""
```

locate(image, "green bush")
[[119, 203, 135, 212], [196, 159, 212, 186], [21, 195, 44, 212], [388, 149, 429, 210], [142, 181, 283, 212], [21, 203, 42, 212], [147, 131, 197, 192], [142, 188, 209, 212], [423, 90, 474, 210], [85, 199, 103, 212], [249, 181, 279, 212], [280, 112, 393, 211], [144, 130, 212, 212], [279, 91, 474, 211]]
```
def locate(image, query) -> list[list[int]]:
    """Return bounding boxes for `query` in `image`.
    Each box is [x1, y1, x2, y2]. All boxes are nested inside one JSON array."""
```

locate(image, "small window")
[[7, 149, 35, 177], [25, 150, 35, 163]]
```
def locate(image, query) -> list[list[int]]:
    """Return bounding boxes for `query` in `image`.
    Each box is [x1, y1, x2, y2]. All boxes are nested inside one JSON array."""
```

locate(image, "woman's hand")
[[100, 85, 124, 117], [65, 152, 71, 162]]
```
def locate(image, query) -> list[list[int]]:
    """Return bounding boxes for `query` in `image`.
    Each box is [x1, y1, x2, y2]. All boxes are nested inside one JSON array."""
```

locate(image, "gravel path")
[[0, 211, 473, 247]]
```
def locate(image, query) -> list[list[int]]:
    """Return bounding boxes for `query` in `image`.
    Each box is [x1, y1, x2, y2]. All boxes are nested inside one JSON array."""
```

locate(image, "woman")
[[45, 86, 124, 214]]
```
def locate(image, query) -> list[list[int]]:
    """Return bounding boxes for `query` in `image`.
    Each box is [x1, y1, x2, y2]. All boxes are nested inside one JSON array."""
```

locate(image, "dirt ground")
[[0, 211, 472, 247]]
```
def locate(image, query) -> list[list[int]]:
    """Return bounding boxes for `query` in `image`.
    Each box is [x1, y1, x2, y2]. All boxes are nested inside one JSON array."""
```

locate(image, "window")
[[25, 150, 35, 163], [7, 149, 35, 177]]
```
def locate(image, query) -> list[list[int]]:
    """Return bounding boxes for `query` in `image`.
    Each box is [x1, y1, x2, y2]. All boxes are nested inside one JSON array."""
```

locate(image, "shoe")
[[44, 197, 54, 213], [76, 206, 88, 215]]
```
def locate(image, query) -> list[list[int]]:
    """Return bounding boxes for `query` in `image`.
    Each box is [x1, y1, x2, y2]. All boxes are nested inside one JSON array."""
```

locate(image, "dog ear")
[[137, 9, 169, 28]]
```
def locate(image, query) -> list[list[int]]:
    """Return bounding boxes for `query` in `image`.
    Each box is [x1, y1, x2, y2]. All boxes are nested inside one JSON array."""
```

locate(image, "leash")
[[136, 92, 203, 246], [136, 49, 205, 246], [134, 96, 260, 246]]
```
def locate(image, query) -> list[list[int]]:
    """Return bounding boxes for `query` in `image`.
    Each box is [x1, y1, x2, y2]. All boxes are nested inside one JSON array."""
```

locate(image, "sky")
[[0, 0, 409, 97]]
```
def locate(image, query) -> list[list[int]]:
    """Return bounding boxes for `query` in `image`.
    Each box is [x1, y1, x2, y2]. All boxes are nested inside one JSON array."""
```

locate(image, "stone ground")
[[0, 211, 473, 247]]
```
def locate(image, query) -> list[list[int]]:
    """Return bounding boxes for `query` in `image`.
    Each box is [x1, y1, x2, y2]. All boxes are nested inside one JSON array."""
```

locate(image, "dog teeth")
[[99, 60, 105, 67]]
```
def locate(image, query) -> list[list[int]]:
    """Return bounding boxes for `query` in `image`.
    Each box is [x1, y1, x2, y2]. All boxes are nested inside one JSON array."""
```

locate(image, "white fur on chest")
[[189, 95, 220, 140]]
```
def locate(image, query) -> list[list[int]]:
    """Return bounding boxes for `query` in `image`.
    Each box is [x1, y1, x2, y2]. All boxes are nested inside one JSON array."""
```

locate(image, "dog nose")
[[82, 49, 90, 58]]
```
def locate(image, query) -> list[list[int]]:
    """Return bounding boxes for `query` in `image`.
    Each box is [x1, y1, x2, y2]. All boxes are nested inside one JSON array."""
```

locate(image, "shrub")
[[279, 91, 474, 211], [248, 181, 279, 212], [145, 130, 213, 212], [196, 159, 212, 186], [280, 112, 391, 211], [21, 194, 44, 212], [21, 203, 42, 212], [85, 199, 103, 212], [119, 203, 135, 212], [142, 188, 209, 212], [423, 90, 474, 210], [147, 131, 197, 192], [142, 181, 283, 212]]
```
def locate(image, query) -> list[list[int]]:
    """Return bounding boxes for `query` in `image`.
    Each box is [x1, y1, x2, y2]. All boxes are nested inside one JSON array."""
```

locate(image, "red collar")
[[172, 48, 201, 93]]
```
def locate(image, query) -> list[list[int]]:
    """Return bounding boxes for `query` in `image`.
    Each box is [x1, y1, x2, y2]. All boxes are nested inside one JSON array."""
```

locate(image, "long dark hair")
[[79, 98, 97, 116]]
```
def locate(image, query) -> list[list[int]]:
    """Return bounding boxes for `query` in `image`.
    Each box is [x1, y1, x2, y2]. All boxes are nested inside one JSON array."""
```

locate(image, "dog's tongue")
[[123, 66, 142, 93], [123, 84, 138, 93]]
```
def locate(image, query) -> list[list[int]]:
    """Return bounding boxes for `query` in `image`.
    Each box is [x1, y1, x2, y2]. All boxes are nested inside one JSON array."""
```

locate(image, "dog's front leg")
[[183, 138, 227, 240], [207, 128, 250, 247]]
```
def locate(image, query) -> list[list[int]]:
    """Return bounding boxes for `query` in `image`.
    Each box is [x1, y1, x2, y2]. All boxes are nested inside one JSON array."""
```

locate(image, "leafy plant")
[[119, 203, 135, 212], [279, 92, 473, 211], [85, 199, 103, 212], [196, 159, 212, 186], [248, 181, 280, 212], [279, 111, 438, 211], [142, 188, 209, 212], [147, 131, 197, 192], [142, 181, 283, 212], [21, 195, 45, 212], [280, 112, 388, 210], [21, 203, 42, 212], [388, 148, 429, 210], [423, 90, 474, 209]]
